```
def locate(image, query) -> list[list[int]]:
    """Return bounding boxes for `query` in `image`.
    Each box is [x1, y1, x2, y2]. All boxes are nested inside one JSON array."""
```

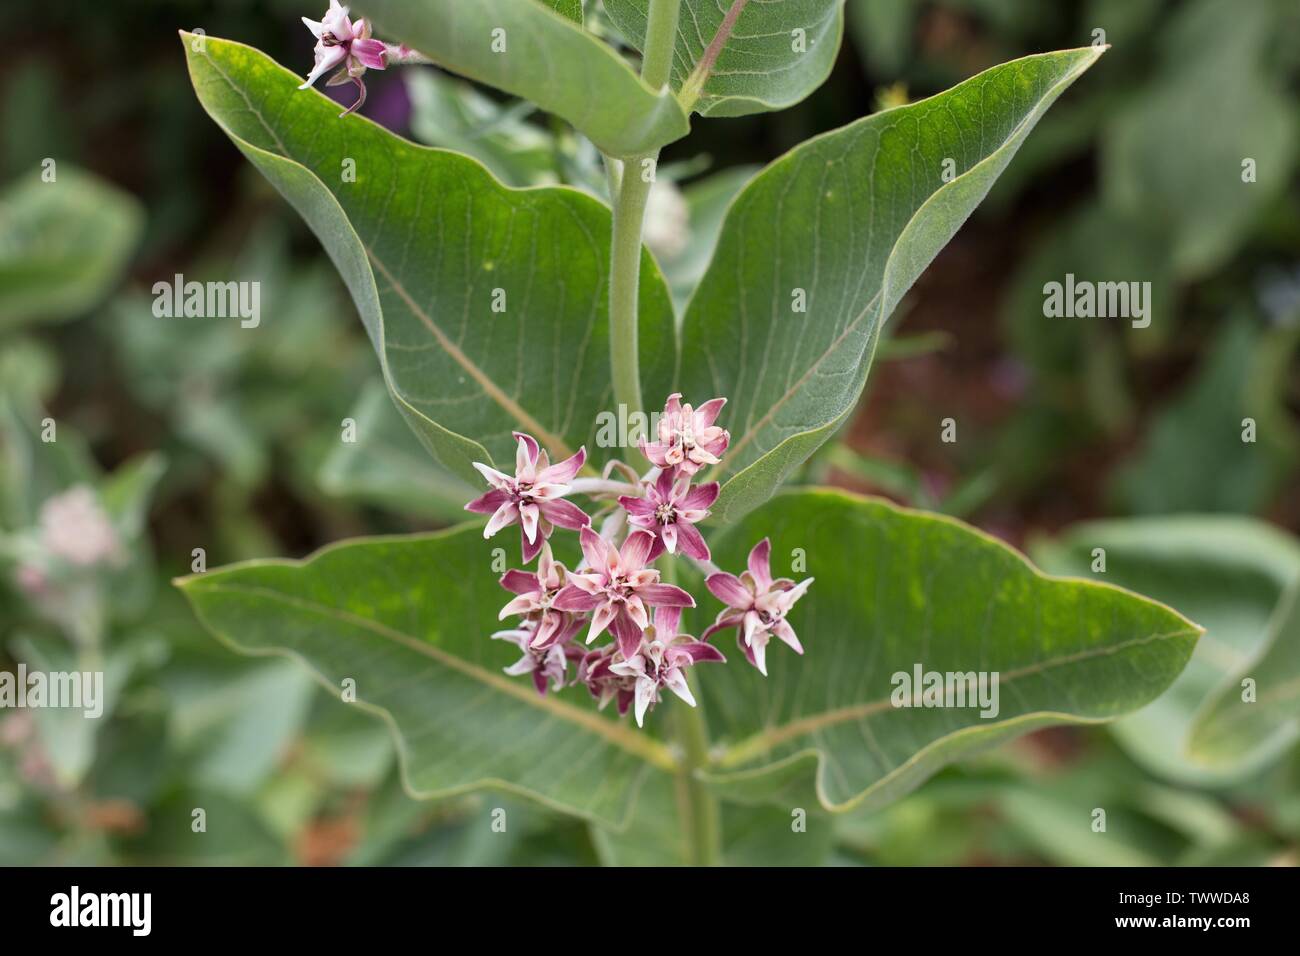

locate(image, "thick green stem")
[[608, 161, 652, 418], [606, 0, 681, 420], [640, 0, 682, 92], [608, 0, 720, 863], [674, 673, 722, 865], [661, 554, 722, 865]]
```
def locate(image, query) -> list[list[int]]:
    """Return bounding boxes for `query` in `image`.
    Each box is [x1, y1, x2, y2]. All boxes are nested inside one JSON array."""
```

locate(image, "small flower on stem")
[[497, 543, 575, 650], [466, 433, 589, 562], [640, 393, 729, 476], [300, 2, 390, 116], [492, 618, 584, 696], [552, 527, 694, 658], [705, 538, 813, 676], [577, 645, 637, 718], [619, 468, 718, 561], [609, 606, 725, 727]]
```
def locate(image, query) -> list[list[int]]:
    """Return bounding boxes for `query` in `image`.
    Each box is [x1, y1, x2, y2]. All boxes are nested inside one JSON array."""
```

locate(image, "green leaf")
[[182, 35, 676, 483], [168, 659, 317, 797], [541, 0, 584, 24], [603, 0, 846, 116], [691, 490, 1200, 812], [676, 48, 1105, 523], [405, 70, 558, 188], [657, 165, 757, 311], [99, 452, 167, 542], [1191, 582, 1300, 776], [354, 0, 686, 156], [0, 167, 142, 332], [175, 523, 675, 828], [1032, 515, 1300, 784], [317, 380, 480, 522], [0, 379, 98, 532]]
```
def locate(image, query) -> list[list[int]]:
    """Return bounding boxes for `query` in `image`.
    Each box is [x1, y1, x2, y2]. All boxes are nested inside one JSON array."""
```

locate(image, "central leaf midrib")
[[190, 580, 676, 769], [709, 52, 1096, 475], [366, 247, 580, 459], [198, 41, 581, 464], [717, 625, 1199, 767]]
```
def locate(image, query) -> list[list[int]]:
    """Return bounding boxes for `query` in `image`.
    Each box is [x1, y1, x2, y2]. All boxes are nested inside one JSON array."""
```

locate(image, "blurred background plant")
[[1, 0, 1297, 865]]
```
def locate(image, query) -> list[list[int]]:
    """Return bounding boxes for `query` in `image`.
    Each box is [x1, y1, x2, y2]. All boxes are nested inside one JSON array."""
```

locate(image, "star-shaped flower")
[[576, 645, 637, 718], [492, 618, 584, 696], [552, 527, 694, 658], [497, 543, 576, 650], [299, 1, 390, 116], [704, 538, 813, 676], [618, 468, 718, 561], [609, 606, 725, 727], [639, 393, 729, 476], [466, 433, 589, 562]]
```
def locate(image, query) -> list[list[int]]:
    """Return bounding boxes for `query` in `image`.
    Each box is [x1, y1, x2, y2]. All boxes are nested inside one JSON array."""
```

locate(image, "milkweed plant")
[[173, 1, 1213, 865]]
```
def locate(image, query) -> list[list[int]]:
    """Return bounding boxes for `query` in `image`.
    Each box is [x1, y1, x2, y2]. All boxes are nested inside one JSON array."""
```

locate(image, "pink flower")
[[577, 646, 637, 718], [299, 1, 390, 116], [466, 433, 589, 563], [608, 606, 725, 727], [552, 528, 694, 658], [496, 544, 578, 650], [639, 393, 729, 476], [492, 618, 584, 696], [704, 538, 813, 676], [38, 487, 122, 567], [619, 468, 718, 561]]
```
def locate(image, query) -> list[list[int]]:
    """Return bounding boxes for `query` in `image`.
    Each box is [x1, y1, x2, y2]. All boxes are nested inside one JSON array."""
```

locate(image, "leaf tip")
[[171, 572, 200, 591]]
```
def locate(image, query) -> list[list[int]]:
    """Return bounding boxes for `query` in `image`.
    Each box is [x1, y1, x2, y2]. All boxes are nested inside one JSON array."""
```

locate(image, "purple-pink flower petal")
[[638, 583, 695, 608], [706, 572, 751, 608], [747, 538, 772, 592]]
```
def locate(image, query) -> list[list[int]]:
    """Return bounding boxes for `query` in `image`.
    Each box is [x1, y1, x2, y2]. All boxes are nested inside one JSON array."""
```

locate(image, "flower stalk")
[[606, 0, 682, 419], [661, 554, 723, 866]]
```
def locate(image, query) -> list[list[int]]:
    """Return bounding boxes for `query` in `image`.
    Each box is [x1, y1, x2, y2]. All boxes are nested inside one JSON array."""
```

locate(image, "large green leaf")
[[175, 524, 675, 828], [353, 0, 686, 156], [676, 48, 1105, 523], [692, 490, 1200, 812], [1032, 516, 1300, 784], [182, 35, 675, 483], [178, 488, 1199, 831], [1190, 582, 1300, 777], [603, 0, 846, 116], [0, 167, 142, 332]]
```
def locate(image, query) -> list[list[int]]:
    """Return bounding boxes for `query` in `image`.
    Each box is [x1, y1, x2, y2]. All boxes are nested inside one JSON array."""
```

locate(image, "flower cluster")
[[467, 393, 814, 727]]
